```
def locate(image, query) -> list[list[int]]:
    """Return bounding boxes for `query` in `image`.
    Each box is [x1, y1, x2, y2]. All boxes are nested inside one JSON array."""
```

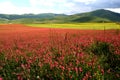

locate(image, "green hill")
[[71, 9, 120, 22], [0, 13, 67, 20], [71, 16, 111, 23], [0, 18, 9, 23], [0, 9, 120, 23]]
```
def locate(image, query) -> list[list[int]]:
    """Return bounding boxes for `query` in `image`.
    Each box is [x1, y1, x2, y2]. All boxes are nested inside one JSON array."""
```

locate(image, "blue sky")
[[0, 0, 120, 14]]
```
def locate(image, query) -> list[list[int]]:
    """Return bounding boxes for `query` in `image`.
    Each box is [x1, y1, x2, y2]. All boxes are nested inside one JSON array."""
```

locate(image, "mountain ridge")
[[0, 9, 120, 23], [69, 9, 120, 22]]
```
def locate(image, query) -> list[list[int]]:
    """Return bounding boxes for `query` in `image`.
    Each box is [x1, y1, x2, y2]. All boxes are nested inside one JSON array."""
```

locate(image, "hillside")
[[0, 9, 120, 23], [0, 13, 67, 20], [0, 18, 9, 23]]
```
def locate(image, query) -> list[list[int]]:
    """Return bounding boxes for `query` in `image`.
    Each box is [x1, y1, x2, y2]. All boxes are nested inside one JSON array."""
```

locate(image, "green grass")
[[26, 23, 120, 30]]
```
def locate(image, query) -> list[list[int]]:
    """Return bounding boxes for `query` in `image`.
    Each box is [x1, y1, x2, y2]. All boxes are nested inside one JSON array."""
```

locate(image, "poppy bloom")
[[0, 78, 3, 80]]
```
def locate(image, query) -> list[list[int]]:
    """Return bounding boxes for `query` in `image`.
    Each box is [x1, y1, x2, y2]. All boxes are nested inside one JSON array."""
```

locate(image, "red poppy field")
[[0, 24, 120, 80]]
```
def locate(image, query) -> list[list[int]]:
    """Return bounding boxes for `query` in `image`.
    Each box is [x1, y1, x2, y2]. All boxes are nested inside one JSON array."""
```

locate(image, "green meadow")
[[26, 23, 120, 30]]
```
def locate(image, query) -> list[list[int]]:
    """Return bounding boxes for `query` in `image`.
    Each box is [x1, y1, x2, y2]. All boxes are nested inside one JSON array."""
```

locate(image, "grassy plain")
[[26, 23, 120, 30]]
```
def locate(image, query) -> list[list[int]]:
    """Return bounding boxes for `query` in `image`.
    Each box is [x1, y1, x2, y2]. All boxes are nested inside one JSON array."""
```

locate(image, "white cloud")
[[29, 0, 70, 8], [74, 0, 96, 4], [0, 1, 75, 14], [0, 0, 120, 14], [30, 0, 91, 14], [0, 1, 18, 14], [0, 1, 47, 14], [29, 0, 76, 14], [74, 0, 96, 2], [30, 0, 54, 7], [106, 8, 120, 13]]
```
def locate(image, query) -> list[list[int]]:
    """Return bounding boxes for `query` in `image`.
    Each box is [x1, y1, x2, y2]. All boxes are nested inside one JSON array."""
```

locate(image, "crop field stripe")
[[26, 23, 120, 30]]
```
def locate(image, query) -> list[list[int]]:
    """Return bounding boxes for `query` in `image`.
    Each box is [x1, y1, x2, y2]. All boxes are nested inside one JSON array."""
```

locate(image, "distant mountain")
[[71, 9, 120, 22], [71, 16, 110, 22], [0, 13, 67, 20], [0, 9, 120, 23]]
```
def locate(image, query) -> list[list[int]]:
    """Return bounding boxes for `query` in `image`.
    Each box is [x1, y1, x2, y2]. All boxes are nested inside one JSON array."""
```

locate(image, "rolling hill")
[[0, 13, 66, 20], [0, 9, 120, 23], [71, 9, 120, 22]]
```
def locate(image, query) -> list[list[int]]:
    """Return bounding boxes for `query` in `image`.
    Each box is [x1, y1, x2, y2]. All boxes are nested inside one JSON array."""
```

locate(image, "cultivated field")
[[27, 23, 120, 30], [0, 24, 120, 79]]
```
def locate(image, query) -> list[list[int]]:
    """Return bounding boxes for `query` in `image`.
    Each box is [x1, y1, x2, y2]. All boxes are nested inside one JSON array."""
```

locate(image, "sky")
[[0, 0, 120, 14]]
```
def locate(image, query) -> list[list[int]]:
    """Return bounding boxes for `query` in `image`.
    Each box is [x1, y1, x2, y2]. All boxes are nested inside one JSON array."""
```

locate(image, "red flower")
[[101, 69, 104, 75], [0, 78, 3, 80], [17, 75, 23, 80], [107, 69, 111, 73], [79, 67, 83, 72]]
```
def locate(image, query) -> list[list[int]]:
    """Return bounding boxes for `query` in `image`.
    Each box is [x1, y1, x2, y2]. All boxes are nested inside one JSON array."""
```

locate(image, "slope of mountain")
[[72, 9, 120, 22], [71, 16, 111, 22], [0, 18, 9, 23], [0, 13, 67, 20], [0, 9, 120, 23]]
